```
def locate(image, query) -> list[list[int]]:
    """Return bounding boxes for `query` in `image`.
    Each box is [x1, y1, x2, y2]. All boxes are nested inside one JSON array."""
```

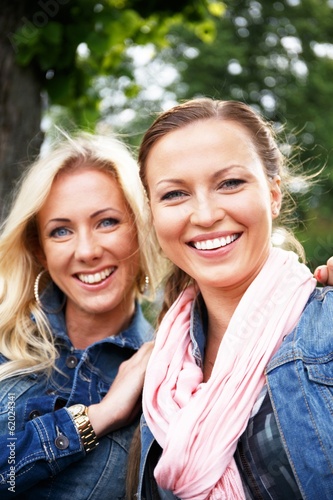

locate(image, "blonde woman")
[[0, 132, 161, 499]]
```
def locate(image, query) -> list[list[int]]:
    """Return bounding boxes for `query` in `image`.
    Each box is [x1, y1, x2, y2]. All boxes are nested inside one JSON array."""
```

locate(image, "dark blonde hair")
[[138, 98, 307, 323]]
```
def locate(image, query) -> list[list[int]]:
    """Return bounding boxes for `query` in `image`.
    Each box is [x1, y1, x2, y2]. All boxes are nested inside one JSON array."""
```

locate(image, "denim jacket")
[[266, 286, 333, 499], [138, 287, 333, 499], [0, 284, 153, 499]]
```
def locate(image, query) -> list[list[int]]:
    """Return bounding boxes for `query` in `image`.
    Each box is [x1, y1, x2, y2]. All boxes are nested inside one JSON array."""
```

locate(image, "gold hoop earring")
[[34, 270, 66, 313], [34, 270, 47, 308], [138, 273, 150, 294]]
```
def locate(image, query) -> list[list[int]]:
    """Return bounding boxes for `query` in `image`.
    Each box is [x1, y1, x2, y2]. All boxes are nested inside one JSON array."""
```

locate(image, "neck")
[[200, 286, 244, 381], [65, 299, 136, 350], [199, 260, 267, 355], [202, 286, 243, 333]]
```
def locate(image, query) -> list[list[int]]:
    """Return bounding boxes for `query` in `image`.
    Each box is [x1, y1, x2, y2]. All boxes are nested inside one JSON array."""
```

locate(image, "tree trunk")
[[0, 1, 44, 219]]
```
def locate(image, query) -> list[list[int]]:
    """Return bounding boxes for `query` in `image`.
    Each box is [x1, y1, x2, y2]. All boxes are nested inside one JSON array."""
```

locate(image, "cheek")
[[126, 245, 140, 273], [119, 228, 139, 258], [152, 207, 182, 245], [116, 231, 140, 274], [42, 242, 70, 275], [233, 192, 272, 225], [39, 243, 55, 268]]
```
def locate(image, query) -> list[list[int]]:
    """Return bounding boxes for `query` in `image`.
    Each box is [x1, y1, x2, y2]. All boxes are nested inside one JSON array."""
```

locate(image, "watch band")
[[67, 404, 99, 453]]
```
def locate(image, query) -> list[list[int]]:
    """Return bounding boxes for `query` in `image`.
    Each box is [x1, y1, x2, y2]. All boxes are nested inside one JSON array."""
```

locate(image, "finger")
[[326, 257, 333, 286], [314, 265, 328, 284]]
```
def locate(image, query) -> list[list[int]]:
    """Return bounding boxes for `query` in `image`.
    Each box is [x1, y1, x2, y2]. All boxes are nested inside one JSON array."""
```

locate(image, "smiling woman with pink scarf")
[[134, 98, 333, 499]]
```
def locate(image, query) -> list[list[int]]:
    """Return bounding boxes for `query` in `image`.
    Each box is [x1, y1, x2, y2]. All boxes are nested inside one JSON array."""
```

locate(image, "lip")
[[75, 266, 116, 286], [187, 232, 241, 251]]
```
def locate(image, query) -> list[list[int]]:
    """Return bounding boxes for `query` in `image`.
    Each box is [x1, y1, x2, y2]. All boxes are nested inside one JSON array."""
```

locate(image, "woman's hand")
[[314, 256, 333, 286], [88, 341, 154, 437]]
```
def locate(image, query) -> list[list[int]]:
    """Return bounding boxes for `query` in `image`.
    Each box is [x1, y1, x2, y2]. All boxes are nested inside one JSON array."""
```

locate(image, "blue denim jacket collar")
[[266, 287, 332, 370], [40, 281, 152, 350]]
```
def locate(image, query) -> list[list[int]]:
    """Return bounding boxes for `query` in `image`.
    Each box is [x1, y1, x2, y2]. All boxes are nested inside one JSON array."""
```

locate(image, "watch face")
[[68, 404, 85, 417]]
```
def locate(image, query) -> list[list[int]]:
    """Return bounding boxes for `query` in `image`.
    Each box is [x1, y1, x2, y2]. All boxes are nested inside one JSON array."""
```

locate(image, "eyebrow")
[[91, 208, 123, 218]]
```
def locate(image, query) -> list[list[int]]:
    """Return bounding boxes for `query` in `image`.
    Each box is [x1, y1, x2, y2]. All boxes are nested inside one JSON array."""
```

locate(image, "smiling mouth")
[[190, 234, 240, 250], [77, 267, 115, 284]]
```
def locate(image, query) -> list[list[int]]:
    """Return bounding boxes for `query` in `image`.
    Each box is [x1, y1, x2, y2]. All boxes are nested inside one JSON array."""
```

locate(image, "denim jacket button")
[[55, 435, 69, 450], [66, 355, 78, 368], [29, 410, 41, 420]]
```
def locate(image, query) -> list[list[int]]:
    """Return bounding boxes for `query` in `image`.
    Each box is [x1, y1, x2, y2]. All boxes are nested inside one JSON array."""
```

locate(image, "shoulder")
[[298, 286, 333, 338], [305, 285, 333, 307], [295, 286, 333, 354], [268, 286, 333, 369]]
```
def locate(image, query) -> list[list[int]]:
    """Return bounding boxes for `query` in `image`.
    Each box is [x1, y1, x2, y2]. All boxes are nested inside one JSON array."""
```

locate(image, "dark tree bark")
[[0, 1, 44, 219], [0, 0, 205, 219]]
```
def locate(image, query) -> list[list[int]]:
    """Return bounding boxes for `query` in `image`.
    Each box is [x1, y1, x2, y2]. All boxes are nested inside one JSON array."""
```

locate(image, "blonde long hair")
[[0, 131, 162, 381]]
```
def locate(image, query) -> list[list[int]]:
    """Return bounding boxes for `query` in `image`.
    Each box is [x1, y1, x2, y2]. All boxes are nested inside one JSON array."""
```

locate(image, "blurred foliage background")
[[1, 0, 332, 270]]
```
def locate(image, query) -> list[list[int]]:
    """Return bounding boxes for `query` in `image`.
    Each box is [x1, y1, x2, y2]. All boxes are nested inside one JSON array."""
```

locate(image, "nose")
[[189, 195, 225, 227], [74, 231, 103, 262]]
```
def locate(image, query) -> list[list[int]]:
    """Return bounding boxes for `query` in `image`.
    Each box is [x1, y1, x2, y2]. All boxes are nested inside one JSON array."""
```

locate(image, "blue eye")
[[50, 227, 70, 238], [100, 218, 119, 228]]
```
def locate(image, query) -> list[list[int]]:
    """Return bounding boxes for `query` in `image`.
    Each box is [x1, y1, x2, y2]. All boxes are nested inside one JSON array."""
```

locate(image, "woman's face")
[[37, 168, 140, 318], [145, 118, 281, 294]]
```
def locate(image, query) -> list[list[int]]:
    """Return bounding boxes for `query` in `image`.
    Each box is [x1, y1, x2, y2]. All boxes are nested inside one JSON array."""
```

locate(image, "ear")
[[270, 175, 282, 218]]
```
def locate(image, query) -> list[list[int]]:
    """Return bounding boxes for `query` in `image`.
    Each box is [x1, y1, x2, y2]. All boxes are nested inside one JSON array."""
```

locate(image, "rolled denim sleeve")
[[0, 408, 85, 497]]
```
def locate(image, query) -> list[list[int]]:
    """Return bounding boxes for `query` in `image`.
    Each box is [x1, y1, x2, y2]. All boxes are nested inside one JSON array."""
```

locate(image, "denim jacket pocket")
[[306, 361, 333, 386]]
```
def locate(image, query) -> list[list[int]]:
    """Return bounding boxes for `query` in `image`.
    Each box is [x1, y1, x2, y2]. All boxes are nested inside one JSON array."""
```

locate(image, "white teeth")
[[193, 234, 238, 250], [77, 267, 114, 284]]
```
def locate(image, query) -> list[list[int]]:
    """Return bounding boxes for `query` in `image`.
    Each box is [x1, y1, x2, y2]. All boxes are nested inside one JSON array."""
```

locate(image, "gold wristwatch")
[[67, 404, 99, 453]]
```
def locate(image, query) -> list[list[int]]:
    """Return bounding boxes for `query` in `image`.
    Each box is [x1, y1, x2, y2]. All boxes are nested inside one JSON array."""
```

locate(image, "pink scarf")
[[143, 248, 316, 499]]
